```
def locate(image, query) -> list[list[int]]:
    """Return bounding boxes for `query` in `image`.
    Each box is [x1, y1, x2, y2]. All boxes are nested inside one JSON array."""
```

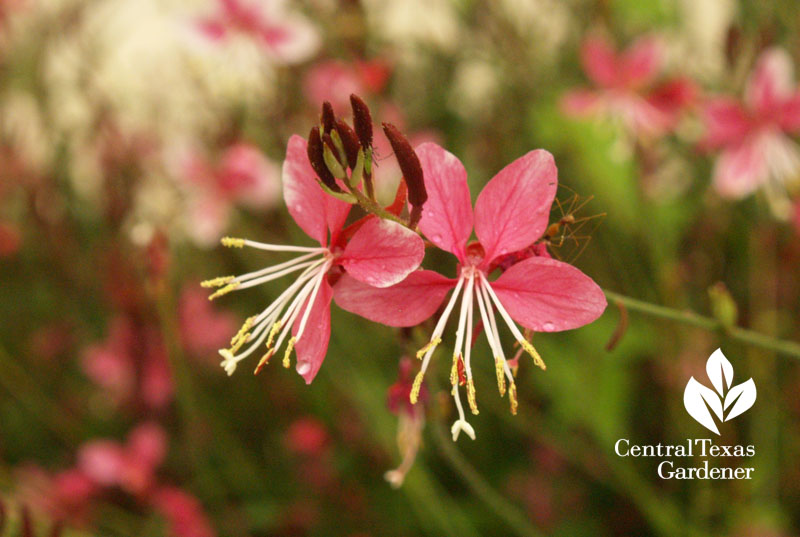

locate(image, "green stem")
[[603, 290, 800, 360], [431, 423, 545, 537], [351, 189, 410, 228]]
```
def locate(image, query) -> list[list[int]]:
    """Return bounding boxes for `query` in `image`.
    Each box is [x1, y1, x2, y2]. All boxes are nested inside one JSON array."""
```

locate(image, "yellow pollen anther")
[[282, 337, 296, 368], [221, 237, 245, 248], [494, 358, 506, 396], [254, 349, 275, 375], [201, 276, 234, 288], [508, 382, 519, 415], [449, 354, 460, 386], [409, 371, 425, 404], [265, 321, 282, 349], [467, 378, 479, 415], [519, 339, 546, 370], [209, 282, 240, 300], [416, 338, 441, 359], [230, 317, 255, 347]]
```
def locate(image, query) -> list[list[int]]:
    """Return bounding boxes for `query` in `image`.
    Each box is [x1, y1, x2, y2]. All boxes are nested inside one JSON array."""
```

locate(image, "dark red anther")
[[350, 94, 373, 149], [382, 123, 427, 207], [0, 498, 6, 535], [335, 119, 360, 168], [307, 127, 343, 192], [321, 101, 336, 134]]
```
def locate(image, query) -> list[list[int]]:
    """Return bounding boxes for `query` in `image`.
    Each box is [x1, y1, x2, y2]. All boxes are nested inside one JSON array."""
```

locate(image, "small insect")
[[540, 186, 605, 264]]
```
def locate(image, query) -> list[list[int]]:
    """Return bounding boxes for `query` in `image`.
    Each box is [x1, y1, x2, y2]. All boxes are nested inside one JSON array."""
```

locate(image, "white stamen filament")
[[462, 274, 476, 383], [477, 280, 516, 383], [234, 251, 321, 284], [241, 240, 325, 253], [479, 273, 528, 344], [418, 276, 466, 376], [235, 258, 325, 290]]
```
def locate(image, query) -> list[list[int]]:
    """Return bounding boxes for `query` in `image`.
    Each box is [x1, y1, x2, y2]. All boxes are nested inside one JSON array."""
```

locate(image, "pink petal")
[[580, 35, 618, 87], [560, 90, 604, 117], [293, 278, 334, 384], [218, 143, 281, 208], [474, 150, 557, 265], [491, 257, 606, 332], [700, 98, 751, 149], [338, 217, 425, 288], [415, 143, 474, 260], [282, 135, 351, 246], [152, 486, 216, 537], [333, 271, 455, 327], [745, 47, 796, 115], [779, 93, 800, 132], [712, 139, 768, 198], [619, 36, 662, 88], [77, 441, 127, 487], [127, 422, 168, 469], [179, 285, 238, 355]]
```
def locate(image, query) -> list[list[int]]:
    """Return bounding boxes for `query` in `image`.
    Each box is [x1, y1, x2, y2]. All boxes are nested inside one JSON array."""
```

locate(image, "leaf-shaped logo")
[[683, 348, 756, 435]]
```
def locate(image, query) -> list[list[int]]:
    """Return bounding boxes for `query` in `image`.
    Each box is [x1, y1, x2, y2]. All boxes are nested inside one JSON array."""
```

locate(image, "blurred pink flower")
[[178, 285, 238, 357], [303, 60, 392, 114], [794, 199, 800, 234], [14, 465, 98, 523], [701, 48, 800, 215], [152, 487, 216, 537], [181, 142, 281, 246], [77, 422, 167, 497], [562, 34, 697, 139], [285, 417, 330, 457], [197, 0, 319, 64], [335, 143, 606, 439], [82, 317, 173, 410], [208, 135, 424, 384]]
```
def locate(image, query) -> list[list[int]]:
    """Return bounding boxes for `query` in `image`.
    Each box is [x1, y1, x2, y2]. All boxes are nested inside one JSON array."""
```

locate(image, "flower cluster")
[[205, 95, 606, 439]]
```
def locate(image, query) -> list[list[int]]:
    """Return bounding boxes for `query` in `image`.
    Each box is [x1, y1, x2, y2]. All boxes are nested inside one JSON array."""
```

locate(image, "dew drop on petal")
[[542, 321, 555, 331]]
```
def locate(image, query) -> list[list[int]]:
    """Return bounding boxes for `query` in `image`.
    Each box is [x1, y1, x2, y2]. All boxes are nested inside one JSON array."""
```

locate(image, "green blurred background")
[[1, 0, 800, 535]]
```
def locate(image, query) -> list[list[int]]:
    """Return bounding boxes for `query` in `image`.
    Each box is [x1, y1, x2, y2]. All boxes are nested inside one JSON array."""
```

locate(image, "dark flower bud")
[[307, 127, 343, 192], [382, 123, 426, 207], [335, 118, 360, 168], [350, 94, 373, 149], [321, 101, 336, 134]]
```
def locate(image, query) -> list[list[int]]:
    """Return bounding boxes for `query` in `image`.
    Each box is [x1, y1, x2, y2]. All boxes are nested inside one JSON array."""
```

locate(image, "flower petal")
[[619, 36, 662, 88], [560, 90, 604, 117], [293, 278, 334, 384], [282, 135, 351, 246], [334, 270, 455, 327], [700, 98, 751, 149], [779, 92, 800, 132], [712, 139, 767, 198], [745, 47, 796, 115], [415, 143, 474, 260], [580, 35, 618, 87], [490, 257, 606, 331], [339, 217, 425, 288], [474, 150, 557, 265]]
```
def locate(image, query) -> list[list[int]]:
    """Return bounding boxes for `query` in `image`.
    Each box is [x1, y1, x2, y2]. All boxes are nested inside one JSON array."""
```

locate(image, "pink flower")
[[303, 60, 392, 114], [152, 486, 216, 537], [562, 35, 696, 139], [181, 142, 281, 246], [14, 465, 98, 523], [197, 0, 319, 64], [335, 143, 606, 439], [285, 417, 330, 457], [178, 285, 238, 357], [701, 48, 800, 216], [77, 422, 167, 497], [82, 317, 173, 410], [204, 135, 425, 384]]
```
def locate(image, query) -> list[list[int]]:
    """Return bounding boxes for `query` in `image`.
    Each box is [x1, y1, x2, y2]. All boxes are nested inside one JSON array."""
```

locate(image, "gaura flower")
[[197, 0, 319, 64], [203, 135, 425, 384], [701, 47, 800, 217], [561, 34, 696, 140], [335, 143, 607, 440]]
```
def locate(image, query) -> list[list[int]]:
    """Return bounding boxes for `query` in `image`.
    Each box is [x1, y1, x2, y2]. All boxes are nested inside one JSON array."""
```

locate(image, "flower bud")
[[307, 127, 343, 192], [321, 101, 336, 134], [382, 123, 427, 207], [350, 94, 373, 149], [335, 118, 360, 169]]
